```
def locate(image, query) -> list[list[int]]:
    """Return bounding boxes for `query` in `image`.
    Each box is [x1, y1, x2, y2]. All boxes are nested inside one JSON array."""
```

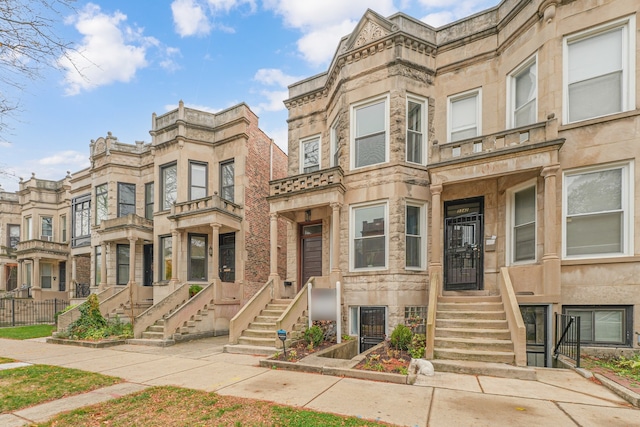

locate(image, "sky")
[[0, 0, 500, 192]]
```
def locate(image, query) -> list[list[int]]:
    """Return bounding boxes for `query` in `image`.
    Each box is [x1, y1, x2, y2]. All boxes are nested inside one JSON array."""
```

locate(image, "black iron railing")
[[554, 313, 581, 368], [0, 298, 68, 327], [75, 283, 90, 298]]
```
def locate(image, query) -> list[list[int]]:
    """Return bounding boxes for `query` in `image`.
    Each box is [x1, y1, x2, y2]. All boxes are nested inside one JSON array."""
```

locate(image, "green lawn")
[[0, 324, 55, 340], [0, 357, 14, 364], [37, 386, 393, 427], [0, 365, 122, 413]]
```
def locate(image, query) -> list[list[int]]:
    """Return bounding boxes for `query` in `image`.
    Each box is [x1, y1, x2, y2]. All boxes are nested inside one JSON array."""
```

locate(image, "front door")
[[59, 262, 66, 291], [444, 198, 484, 291], [300, 223, 322, 290], [219, 232, 235, 282], [360, 306, 386, 352], [143, 244, 153, 287]]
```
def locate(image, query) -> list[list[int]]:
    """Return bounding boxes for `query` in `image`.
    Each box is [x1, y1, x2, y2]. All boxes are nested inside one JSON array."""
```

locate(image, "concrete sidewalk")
[[1, 337, 638, 426]]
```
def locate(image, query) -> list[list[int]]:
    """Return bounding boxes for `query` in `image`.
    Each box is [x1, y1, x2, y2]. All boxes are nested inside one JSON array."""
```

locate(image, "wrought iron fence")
[[0, 298, 68, 327], [554, 313, 581, 368], [75, 283, 90, 298]]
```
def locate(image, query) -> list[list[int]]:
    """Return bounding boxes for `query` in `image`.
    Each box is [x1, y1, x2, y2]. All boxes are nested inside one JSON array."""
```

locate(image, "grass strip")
[[37, 386, 393, 426], [0, 324, 55, 340], [0, 365, 122, 413]]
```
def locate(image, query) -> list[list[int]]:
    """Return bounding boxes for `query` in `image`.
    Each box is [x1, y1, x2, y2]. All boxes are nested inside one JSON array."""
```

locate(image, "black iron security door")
[[359, 306, 385, 352], [444, 199, 484, 291]]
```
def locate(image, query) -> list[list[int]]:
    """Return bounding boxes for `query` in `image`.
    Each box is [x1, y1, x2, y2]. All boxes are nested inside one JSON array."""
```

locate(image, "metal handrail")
[[554, 313, 581, 368]]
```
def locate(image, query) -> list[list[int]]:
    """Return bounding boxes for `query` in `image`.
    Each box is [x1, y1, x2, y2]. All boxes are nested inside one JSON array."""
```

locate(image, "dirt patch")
[[354, 342, 412, 374], [269, 340, 337, 363]]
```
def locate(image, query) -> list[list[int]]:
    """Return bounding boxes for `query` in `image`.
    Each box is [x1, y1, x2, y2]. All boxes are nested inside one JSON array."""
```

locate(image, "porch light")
[[208, 246, 213, 256], [305, 209, 311, 222]]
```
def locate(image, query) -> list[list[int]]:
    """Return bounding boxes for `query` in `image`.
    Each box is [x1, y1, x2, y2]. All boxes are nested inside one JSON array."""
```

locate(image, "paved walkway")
[[1, 336, 638, 426]]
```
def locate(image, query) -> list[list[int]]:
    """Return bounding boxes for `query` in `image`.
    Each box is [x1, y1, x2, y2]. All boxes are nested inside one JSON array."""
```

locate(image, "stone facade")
[[2, 102, 287, 321], [269, 0, 640, 363]]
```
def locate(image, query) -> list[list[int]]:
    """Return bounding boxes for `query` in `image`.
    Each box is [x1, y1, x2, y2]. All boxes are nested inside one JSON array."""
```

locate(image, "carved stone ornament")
[[354, 21, 388, 47]]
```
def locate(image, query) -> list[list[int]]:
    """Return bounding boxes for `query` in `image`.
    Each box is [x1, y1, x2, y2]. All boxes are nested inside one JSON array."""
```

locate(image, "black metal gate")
[[444, 213, 483, 290], [360, 307, 385, 352]]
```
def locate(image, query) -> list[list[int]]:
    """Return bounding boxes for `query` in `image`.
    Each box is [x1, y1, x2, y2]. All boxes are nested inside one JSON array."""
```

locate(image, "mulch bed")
[[270, 340, 336, 362], [354, 341, 412, 374], [581, 355, 640, 394]]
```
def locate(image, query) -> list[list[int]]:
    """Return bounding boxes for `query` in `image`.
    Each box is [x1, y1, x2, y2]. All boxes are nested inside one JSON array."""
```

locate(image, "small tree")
[[0, 0, 78, 137]]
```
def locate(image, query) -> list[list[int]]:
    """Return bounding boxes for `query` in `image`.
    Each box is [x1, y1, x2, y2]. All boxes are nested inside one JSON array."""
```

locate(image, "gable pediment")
[[344, 10, 395, 52]]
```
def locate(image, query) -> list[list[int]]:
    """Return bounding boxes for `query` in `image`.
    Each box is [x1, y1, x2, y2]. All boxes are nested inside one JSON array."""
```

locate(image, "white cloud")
[[159, 47, 182, 72], [253, 69, 301, 113], [264, 0, 397, 66], [171, 0, 211, 37], [254, 68, 300, 87], [38, 151, 88, 167], [418, 0, 497, 27], [420, 11, 455, 27], [59, 3, 152, 95], [171, 0, 256, 37], [255, 89, 288, 113], [296, 20, 357, 67], [264, 125, 288, 154]]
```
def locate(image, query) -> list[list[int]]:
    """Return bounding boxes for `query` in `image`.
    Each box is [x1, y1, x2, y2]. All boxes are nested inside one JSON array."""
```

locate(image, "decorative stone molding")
[[354, 21, 388, 47]]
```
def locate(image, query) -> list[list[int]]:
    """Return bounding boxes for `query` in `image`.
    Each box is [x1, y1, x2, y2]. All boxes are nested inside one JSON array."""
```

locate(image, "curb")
[[594, 373, 640, 408], [46, 337, 127, 348]]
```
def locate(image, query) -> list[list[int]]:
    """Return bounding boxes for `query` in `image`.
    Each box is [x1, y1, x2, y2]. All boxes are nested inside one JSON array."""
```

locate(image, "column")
[[330, 203, 341, 272], [32, 256, 41, 300], [429, 184, 443, 295], [128, 237, 137, 285], [100, 244, 107, 290], [269, 212, 279, 278], [71, 256, 77, 299], [0, 262, 5, 291], [541, 165, 561, 296], [210, 223, 220, 282], [170, 230, 179, 284]]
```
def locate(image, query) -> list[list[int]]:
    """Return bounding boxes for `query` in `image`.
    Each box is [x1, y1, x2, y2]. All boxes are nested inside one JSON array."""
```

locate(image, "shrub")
[[390, 324, 413, 351], [67, 295, 107, 340], [409, 333, 426, 359], [189, 285, 203, 298], [54, 304, 77, 324], [66, 294, 133, 340], [303, 325, 324, 348]]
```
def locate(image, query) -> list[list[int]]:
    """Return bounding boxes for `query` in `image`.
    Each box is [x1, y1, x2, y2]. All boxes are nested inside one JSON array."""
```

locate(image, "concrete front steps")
[[128, 298, 216, 347], [434, 295, 516, 365], [224, 299, 306, 356]]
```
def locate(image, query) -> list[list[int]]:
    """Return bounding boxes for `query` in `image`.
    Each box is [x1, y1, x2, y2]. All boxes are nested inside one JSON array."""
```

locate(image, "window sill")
[[561, 255, 640, 266], [559, 109, 640, 131]]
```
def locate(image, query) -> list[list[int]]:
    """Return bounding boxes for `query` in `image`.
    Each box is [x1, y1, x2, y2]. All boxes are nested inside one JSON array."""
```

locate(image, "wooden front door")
[[219, 232, 235, 283], [300, 223, 322, 290], [143, 244, 153, 287]]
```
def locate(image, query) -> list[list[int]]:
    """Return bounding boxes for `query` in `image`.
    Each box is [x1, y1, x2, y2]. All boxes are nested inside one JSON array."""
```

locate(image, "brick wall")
[[244, 116, 288, 297]]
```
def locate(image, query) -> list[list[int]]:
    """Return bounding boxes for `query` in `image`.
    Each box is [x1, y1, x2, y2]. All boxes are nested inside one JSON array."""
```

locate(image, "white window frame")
[[506, 180, 537, 265], [40, 216, 53, 241], [563, 16, 636, 124], [24, 216, 32, 240], [349, 201, 389, 272], [300, 135, 321, 173], [350, 94, 390, 170], [405, 200, 427, 270], [507, 54, 538, 129], [447, 88, 482, 143], [562, 162, 634, 259], [406, 94, 427, 165], [330, 119, 340, 167]]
